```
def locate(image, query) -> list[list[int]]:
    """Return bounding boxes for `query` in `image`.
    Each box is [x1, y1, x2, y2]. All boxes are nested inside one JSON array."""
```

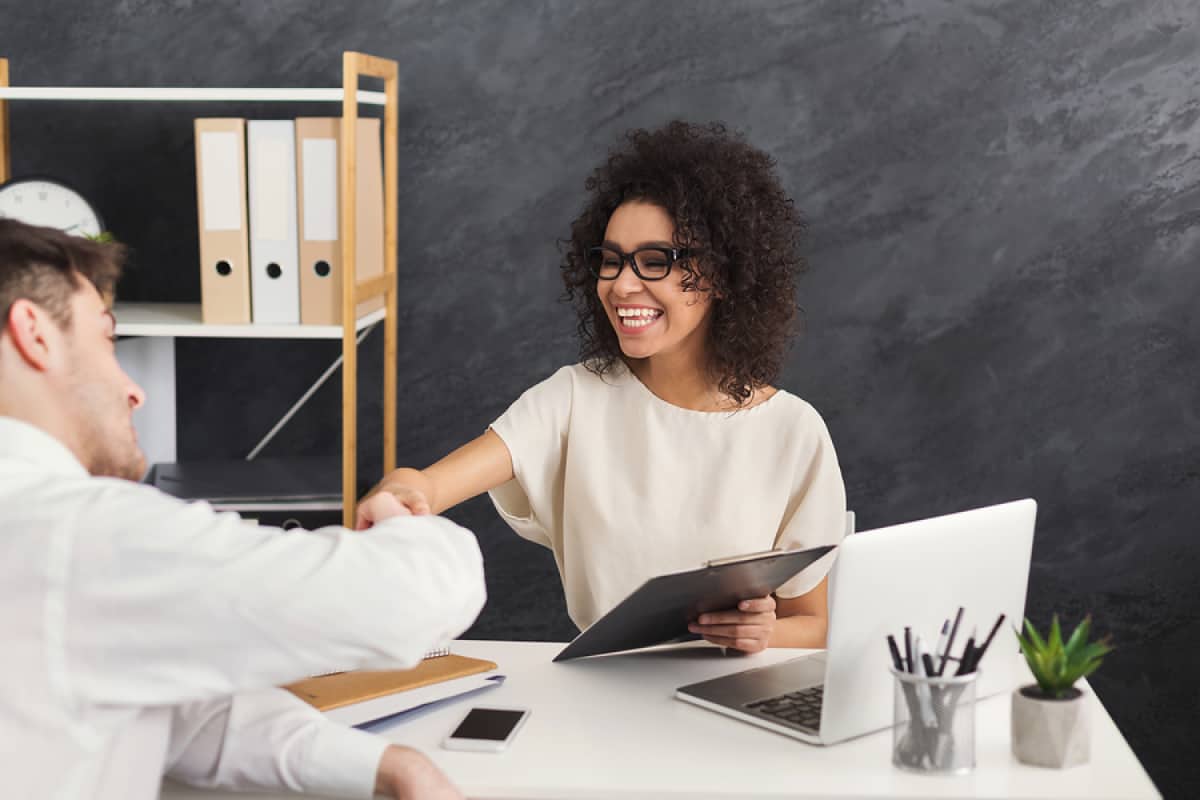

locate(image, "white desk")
[[162, 640, 1160, 799]]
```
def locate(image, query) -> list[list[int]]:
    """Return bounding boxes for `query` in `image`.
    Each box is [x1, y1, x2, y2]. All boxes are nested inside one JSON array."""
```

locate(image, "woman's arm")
[[770, 576, 829, 648], [359, 430, 515, 525]]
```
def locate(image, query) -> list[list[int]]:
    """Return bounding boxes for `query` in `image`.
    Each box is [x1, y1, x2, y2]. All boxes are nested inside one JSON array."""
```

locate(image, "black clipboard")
[[553, 545, 836, 662]]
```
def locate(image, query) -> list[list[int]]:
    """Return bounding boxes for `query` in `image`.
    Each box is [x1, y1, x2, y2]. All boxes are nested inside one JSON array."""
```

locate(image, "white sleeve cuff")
[[300, 720, 390, 799]]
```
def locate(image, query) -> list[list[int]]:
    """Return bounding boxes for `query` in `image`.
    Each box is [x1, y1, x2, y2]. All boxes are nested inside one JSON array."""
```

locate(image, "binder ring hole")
[[215, 260, 232, 276], [314, 260, 331, 278], [266, 263, 283, 279]]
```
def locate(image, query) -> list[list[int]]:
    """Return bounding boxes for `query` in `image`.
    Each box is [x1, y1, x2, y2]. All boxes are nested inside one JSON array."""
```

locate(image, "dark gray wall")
[[3, 1, 1196, 794]]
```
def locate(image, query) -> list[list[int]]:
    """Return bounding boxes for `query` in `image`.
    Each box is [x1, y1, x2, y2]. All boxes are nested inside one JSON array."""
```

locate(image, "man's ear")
[[4, 299, 58, 372]]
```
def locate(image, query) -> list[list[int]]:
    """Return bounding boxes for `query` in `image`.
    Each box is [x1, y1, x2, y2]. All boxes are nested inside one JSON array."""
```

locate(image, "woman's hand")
[[375, 744, 463, 800], [355, 484, 432, 530], [688, 595, 777, 654], [356, 435, 514, 527]]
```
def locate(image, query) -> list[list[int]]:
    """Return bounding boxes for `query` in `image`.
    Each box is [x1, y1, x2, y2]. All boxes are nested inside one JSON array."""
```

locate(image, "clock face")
[[0, 178, 103, 237]]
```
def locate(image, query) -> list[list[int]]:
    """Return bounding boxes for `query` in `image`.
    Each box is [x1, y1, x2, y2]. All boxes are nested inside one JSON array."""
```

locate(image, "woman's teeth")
[[617, 308, 663, 328]]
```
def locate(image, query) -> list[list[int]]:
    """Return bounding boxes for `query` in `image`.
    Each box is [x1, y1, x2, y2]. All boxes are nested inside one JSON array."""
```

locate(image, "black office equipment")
[[553, 545, 835, 662], [148, 456, 341, 507]]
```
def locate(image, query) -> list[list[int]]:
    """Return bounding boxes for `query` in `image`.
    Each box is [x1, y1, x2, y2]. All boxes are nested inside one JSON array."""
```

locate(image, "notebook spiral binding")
[[312, 646, 450, 677]]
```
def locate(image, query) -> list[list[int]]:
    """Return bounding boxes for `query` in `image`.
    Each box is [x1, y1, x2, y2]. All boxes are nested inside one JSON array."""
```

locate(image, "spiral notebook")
[[283, 650, 501, 728]]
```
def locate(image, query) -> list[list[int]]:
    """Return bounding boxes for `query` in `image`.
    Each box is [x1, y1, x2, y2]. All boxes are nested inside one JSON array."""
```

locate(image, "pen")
[[955, 627, 978, 676], [887, 634, 904, 671], [922, 652, 937, 677], [932, 619, 949, 676], [968, 613, 1006, 672], [912, 636, 937, 727], [938, 607, 964, 676], [904, 626, 913, 673]]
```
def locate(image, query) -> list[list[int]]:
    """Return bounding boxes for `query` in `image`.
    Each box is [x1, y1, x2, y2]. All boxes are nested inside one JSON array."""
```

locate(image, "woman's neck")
[[629, 353, 722, 411], [625, 344, 779, 412]]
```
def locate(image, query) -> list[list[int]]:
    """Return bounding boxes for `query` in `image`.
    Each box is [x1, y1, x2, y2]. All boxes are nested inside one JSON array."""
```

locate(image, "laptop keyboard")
[[744, 685, 824, 732]]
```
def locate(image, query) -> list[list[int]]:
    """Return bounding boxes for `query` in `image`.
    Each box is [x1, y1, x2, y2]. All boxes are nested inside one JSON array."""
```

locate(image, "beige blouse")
[[488, 362, 847, 631]]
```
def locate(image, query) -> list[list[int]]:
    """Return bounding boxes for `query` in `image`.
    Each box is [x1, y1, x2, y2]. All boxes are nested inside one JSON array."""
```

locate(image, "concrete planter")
[[1011, 685, 1090, 768]]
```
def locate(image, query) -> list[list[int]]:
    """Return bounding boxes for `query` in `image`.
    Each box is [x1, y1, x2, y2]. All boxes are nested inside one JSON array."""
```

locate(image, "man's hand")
[[375, 745, 462, 800], [688, 595, 777, 653], [355, 486, 432, 530]]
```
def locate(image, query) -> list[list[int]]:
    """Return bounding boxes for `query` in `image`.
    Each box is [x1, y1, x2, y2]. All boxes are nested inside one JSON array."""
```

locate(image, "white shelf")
[[113, 302, 385, 339], [0, 87, 386, 105], [213, 499, 342, 512]]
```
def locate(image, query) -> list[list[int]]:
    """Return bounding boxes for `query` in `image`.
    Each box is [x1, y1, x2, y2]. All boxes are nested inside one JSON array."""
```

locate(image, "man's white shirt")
[[0, 417, 487, 799]]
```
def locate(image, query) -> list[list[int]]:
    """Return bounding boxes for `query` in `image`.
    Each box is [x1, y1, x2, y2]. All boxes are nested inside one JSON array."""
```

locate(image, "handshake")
[[356, 470, 435, 529]]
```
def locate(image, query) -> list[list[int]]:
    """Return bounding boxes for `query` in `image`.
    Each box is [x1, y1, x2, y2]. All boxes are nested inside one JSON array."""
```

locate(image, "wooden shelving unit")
[[0, 52, 399, 527]]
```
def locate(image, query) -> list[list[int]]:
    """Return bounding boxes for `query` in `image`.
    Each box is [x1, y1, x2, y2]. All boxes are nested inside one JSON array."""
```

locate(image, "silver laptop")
[[675, 499, 1036, 745]]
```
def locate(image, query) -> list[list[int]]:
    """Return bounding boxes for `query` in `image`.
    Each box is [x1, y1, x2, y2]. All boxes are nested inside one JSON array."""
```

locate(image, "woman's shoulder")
[[768, 387, 821, 415], [760, 388, 835, 436], [513, 360, 629, 405]]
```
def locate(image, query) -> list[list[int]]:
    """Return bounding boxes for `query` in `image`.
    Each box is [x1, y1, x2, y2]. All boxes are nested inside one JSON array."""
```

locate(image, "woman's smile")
[[615, 304, 664, 333]]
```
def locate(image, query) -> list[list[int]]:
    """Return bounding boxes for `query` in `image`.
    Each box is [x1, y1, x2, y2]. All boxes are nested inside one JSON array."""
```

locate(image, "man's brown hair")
[[0, 217, 125, 329]]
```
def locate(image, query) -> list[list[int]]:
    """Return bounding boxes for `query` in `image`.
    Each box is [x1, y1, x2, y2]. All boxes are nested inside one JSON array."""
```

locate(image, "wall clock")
[[0, 176, 104, 237]]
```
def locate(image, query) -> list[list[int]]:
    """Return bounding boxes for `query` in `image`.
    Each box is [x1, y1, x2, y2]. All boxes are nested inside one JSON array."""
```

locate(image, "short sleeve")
[[773, 404, 848, 599], [487, 366, 575, 550]]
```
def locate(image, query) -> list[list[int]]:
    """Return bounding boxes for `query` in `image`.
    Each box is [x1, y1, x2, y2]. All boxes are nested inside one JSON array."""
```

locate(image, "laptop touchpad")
[[699, 653, 827, 705]]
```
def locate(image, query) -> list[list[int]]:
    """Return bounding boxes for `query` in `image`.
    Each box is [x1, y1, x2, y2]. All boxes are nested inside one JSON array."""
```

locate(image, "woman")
[[359, 121, 847, 652]]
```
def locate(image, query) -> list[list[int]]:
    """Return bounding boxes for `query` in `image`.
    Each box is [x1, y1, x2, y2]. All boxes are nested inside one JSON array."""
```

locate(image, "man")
[[0, 218, 486, 799]]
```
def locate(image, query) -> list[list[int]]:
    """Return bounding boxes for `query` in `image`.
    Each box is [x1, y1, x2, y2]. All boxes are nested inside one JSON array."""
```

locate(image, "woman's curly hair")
[[561, 120, 806, 406]]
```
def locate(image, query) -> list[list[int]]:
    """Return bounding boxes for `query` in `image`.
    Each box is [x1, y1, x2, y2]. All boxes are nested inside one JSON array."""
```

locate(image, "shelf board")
[[212, 499, 343, 512], [114, 302, 385, 339], [0, 87, 386, 105]]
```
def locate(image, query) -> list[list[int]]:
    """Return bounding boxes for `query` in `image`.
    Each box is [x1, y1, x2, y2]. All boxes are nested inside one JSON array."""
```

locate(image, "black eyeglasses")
[[586, 245, 692, 281]]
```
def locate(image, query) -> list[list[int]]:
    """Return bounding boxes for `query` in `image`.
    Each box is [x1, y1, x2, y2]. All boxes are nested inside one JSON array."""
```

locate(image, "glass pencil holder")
[[891, 666, 979, 775]]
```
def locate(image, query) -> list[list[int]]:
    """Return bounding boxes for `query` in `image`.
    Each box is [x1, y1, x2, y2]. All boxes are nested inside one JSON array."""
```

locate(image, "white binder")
[[247, 120, 301, 324]]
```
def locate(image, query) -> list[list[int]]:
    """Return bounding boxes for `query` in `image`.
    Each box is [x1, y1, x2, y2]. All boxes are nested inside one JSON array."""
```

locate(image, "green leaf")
[[1016, 615, 1111, 694], [1023, 618, 1047, 651], [1063, 615, 1091, 662], [1048, 615, 1063, 651], [1047, 615, 1067, 687], [1014, 626, 1030, 655], [1077, 641, 1113, 666]]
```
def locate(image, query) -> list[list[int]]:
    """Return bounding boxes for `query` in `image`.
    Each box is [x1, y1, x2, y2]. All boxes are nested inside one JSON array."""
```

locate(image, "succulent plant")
[[1015, 615, 1112, 699]]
